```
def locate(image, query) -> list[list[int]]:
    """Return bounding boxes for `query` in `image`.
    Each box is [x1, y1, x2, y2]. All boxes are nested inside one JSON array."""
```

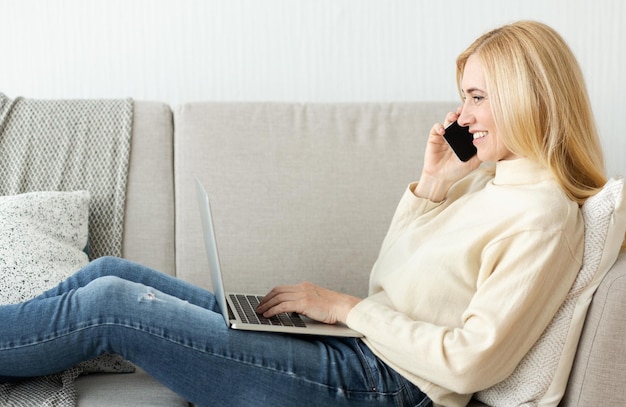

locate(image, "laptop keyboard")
[[229, 294, 307, 327]]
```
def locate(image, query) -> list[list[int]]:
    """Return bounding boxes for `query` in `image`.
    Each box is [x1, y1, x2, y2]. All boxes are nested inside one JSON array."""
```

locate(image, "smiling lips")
[[473, 131, 488, 140]]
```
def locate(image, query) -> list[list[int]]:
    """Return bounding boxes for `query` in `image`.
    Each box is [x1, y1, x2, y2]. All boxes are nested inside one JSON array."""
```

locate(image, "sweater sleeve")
[[377, 182, 444, 256], [346, 228, 582, 395]]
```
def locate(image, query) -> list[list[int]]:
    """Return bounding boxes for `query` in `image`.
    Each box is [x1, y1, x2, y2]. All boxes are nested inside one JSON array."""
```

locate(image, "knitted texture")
[[0, 93, 133, 406], [0, 368, 82, 407], [0, 93, 132, 259]]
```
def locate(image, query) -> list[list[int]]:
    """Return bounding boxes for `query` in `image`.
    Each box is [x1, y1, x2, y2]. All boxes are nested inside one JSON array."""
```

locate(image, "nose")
[[457, 102, 474, 127]]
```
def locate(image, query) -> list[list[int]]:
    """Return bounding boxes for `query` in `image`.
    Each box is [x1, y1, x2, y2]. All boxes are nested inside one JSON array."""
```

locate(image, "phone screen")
[[443, 121, 477, 162]]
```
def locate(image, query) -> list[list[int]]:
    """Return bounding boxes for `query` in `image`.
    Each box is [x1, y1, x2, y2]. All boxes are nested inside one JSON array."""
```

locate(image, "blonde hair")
[[456, 21, 606, 206]]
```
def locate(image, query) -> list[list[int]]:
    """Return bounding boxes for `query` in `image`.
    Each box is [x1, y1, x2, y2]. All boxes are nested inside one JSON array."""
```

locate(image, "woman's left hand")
[[256, 282, 361, 325]]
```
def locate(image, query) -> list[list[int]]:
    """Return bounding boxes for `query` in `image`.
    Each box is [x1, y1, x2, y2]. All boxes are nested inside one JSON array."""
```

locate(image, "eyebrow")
[[463, 87, 487, 94]]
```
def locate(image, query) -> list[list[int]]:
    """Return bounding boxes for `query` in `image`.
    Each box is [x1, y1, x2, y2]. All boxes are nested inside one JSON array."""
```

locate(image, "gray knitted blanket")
[[0, 93, 133, 406], [0, 93, 133, 259]]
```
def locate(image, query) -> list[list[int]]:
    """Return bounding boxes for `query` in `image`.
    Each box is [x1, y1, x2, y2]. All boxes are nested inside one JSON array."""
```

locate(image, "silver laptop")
[[195, 179, 362, 337]]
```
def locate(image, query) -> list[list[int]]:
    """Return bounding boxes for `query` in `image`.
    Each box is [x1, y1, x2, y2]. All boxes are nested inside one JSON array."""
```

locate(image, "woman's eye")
[[462, 94, 487, 104]]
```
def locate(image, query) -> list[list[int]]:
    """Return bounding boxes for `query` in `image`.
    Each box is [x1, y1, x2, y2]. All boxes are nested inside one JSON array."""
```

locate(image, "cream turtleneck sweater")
[[346, 159, 584, 407]]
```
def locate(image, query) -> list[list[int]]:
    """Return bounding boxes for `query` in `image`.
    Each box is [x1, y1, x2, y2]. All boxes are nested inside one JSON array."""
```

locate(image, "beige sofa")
[[19, 100, 626, 406]]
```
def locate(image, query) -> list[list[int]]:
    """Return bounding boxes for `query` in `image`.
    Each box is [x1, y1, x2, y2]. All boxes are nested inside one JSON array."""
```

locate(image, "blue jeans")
[[0, 257, 431, 407]]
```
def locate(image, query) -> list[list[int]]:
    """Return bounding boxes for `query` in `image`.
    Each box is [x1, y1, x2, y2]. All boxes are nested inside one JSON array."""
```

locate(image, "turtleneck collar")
[[492, 158, 552, 186]]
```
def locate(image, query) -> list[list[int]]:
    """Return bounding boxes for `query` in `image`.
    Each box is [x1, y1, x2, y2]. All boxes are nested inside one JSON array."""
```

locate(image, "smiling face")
[[457, 54, 519, 162]]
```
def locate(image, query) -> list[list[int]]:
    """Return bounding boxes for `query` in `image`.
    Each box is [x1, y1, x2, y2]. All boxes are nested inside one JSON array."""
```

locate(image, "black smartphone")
[[443, 121, 477, 162]]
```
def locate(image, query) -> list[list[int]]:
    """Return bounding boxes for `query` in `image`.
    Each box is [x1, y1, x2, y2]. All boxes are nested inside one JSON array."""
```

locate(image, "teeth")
[[473, 131, 487, 140]]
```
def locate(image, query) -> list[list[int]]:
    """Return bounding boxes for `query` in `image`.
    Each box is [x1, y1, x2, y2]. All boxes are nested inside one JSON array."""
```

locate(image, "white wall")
[[1, 0, 624, 177]]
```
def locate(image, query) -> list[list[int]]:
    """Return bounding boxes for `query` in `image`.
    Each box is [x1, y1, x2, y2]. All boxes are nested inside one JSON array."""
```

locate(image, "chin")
[[475, 152, 491, 162]]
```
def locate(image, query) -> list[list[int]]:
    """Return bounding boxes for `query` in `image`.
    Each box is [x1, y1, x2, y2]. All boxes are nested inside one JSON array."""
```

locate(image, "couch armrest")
[[561, 251, 626, 405]]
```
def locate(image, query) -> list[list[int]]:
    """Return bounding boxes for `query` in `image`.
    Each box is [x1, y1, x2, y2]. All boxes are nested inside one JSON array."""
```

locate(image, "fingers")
[[256, 283, 361, 325], [431, 122, 445, 138], [256, 282, 336, 324], [443, 110, 460, 128], [256, 283, 308, 316], [431, 110, 462, 140]]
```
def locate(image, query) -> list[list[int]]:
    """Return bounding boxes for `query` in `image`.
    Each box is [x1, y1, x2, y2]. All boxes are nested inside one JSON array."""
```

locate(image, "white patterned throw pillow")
[[0, 190, 90, 304], [475, 177, 626, 407], [0, 190, 136, 375]]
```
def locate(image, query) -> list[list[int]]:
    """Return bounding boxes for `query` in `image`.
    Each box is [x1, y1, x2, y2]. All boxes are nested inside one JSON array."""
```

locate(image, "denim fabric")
[[0, 257, 431, 407]]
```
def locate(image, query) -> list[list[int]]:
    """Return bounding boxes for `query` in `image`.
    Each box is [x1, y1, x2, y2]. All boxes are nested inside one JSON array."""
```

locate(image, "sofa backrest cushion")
[[173, 102, 456, 295]]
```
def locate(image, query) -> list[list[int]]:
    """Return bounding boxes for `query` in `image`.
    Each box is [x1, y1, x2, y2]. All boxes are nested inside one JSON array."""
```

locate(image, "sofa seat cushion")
[[75, 369, 188, 407]]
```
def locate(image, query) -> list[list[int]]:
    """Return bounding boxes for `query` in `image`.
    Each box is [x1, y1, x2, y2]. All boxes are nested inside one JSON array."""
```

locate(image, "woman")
[[0, 21, 606, 407]]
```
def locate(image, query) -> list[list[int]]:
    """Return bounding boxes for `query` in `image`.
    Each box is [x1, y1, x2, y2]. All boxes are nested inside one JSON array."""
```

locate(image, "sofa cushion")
[[122, 101, 176, 275], [75, 369, 189, 407], [173, 102, 457, 295], [475, 177, 626, 406], [560, 251, 626, 405], [0, 190, 90, 304]]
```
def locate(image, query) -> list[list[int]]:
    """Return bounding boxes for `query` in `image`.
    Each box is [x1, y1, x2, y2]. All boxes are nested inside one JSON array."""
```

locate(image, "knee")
[[88, 256, 123, 270], [74, 276, 150, 331], [82, 276, 171, 313], [83, 256, 131, 280], [82, 275, 136, 304]]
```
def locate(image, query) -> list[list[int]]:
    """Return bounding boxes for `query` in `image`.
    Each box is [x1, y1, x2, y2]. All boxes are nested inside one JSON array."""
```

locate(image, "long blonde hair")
[[456, 20, 606, 206]]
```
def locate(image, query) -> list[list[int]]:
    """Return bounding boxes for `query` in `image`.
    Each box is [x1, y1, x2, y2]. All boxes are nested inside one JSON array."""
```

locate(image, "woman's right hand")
[[414, 110, 481, 202]]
